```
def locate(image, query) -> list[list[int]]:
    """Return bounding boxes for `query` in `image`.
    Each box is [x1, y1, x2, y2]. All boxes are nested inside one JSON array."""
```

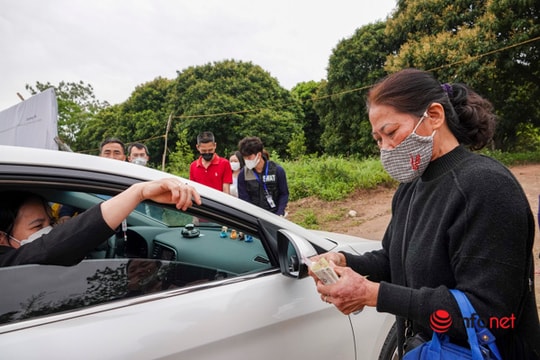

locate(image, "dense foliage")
[[384, 0, 540, 151], [167, 60, 303, 162], [28, 0, 540, 170], [75, 77, 174, 165], [315, 21, 395, 157]]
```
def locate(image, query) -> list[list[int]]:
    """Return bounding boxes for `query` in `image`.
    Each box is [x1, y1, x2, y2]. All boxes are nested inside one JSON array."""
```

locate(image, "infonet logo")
[[430, 310, 516, 333], [430, 310, 453, 333]]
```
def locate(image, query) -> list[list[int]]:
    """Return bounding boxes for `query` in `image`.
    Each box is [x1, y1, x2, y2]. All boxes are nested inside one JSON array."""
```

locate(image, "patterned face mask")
[[380, 112, 435, 183]]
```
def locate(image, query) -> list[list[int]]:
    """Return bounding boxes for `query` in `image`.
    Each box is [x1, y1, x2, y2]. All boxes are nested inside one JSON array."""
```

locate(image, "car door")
[[0, 243, 355, 359]]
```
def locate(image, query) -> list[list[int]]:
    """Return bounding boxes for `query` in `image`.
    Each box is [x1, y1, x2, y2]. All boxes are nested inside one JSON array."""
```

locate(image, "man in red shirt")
[[189, 131, 232, 194]]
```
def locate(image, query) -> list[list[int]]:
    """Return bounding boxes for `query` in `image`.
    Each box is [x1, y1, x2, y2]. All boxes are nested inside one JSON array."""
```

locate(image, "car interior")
[[0, 183, 277, 325]]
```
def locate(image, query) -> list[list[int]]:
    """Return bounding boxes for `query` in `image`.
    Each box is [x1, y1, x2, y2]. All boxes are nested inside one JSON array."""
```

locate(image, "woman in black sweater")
[[310, 69, 539, 359]]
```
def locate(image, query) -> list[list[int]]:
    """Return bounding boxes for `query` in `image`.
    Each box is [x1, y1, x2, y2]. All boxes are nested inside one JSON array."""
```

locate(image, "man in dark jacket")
[[237, 136, 289, 216]]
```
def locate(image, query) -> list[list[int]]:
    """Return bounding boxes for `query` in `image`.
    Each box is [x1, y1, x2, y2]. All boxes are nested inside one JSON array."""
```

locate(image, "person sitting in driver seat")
[[0, 179, 201, 267]]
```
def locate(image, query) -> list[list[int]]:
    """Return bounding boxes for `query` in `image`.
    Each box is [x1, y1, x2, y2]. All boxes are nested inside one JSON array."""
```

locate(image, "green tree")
[[76, 104, 126, 155], [287, 131, 307, 160], [385, 0, 540, 150], [291, 81, 323, 155], [169, 60, 304, 159], [315, 21, 396, 157], [120, 77, 174, 165], [76, 77, 174, 164], [166, 129, 193, 177]]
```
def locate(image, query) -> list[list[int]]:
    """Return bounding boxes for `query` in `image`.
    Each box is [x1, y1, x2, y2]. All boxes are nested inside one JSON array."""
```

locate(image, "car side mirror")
[[277, 229, 317, 279]]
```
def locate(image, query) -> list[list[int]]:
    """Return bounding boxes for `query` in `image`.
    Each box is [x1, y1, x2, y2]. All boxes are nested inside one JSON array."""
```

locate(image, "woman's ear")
[[426, 102, 445, 130]]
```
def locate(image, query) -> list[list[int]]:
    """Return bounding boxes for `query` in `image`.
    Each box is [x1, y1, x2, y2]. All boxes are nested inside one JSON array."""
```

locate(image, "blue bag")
[[403, 290, 503, 360]]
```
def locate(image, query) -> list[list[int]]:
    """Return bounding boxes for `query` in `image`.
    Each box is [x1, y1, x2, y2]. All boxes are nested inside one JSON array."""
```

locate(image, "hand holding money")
[[305, 257, 339, 284]]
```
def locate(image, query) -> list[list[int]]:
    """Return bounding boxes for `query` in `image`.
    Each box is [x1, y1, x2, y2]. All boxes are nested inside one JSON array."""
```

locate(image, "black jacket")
[[238, 159, 289, 216], [344, 146, 540, 359], [0, 205, 115, 267]]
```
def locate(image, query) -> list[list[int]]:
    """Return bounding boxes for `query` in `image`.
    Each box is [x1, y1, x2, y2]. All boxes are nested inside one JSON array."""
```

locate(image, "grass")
[[292, 209, 320, 229], [283, 150, 540, 202], [283, 155, 395, 201], [283, 149, 540, 228], [170, 149, 540, 204]]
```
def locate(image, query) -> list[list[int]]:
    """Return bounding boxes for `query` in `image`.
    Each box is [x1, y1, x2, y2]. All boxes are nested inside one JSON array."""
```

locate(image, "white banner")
[[0, 88, 59, 150]]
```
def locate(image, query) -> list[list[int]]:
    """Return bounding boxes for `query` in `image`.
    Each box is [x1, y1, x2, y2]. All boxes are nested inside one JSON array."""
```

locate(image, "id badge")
[[265, 194, 276, 208]]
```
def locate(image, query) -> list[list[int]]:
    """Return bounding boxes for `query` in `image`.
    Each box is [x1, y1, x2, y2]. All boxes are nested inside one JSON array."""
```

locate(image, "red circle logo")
[[430, 309, 452, 333]]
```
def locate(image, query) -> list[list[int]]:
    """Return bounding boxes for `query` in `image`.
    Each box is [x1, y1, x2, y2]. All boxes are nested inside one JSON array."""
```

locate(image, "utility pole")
[[161, 112, 173, 171]]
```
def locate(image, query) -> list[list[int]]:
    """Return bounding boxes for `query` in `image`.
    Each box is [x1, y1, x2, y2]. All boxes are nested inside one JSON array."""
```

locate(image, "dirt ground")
[[287, 163, 540, 311]]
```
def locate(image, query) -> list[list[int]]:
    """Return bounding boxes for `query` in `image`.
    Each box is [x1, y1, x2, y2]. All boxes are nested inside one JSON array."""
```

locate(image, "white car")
[[0, 145, 396, 359]]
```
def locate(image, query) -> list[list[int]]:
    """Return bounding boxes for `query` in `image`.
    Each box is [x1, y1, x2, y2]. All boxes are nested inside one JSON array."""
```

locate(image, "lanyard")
[[252, 161, 270, 194]]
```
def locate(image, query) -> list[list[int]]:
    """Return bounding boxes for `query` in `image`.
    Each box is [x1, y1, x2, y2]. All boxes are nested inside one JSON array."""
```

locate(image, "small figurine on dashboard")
[[181, 223, 200, 238], [230, 229, 238, 239], [220, 226, 228, 238]]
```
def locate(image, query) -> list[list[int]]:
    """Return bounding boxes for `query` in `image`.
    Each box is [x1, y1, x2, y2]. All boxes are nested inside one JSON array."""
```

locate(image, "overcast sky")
[[0, 0, 396, 111]]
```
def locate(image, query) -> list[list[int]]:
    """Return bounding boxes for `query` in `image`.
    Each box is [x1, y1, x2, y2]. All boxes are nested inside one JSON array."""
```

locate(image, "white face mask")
[[244, 154, 260, 170], [10, 225, 53, 246], [230, 162, 241, 171], [131, 157, 147, 166]]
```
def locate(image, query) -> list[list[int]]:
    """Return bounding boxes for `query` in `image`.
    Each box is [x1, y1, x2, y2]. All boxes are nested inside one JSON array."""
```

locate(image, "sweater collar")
[[421, 145, 472, 181]]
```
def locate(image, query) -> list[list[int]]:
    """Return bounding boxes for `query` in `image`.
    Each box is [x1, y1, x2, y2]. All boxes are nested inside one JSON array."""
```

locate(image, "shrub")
[[283, 155, 394, 201]]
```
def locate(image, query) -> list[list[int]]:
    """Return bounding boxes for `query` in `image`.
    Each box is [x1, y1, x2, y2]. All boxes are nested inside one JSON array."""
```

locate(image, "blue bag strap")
[[449, 289, 503, 360]]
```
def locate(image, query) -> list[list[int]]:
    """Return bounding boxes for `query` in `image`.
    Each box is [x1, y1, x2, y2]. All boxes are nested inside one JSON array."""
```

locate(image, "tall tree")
[[385, 0, 540, 150], [76, 77, 174, 165], [291, 81, 324, 155], [119, 77, 174, 166], [168, 60, 304, 160], [315, 21, 396, 157], [75, 104, 127, 155]]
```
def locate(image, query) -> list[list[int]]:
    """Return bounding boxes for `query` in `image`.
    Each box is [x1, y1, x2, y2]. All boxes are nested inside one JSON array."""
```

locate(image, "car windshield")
[[58, 191, 219, 228]]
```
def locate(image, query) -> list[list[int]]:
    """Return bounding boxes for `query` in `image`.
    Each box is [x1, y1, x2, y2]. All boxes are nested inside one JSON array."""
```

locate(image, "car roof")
[[1, 144, 241, 202]]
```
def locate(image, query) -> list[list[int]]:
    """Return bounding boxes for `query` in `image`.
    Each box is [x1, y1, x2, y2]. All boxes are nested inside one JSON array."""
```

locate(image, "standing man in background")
[[237, 136, 289, 216], [189, 131, 232, 194], [128, 142, 150, 166], [99, 137, 126, 161]]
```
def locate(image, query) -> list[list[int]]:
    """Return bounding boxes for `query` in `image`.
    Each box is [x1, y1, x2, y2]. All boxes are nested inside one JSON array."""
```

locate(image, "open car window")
[[0, 188, 275, 326]]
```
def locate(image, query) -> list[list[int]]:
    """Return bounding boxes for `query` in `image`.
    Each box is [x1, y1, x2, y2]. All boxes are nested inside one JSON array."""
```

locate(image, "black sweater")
[[0, 205, 115, 267], [344, 146, 540, 358]]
